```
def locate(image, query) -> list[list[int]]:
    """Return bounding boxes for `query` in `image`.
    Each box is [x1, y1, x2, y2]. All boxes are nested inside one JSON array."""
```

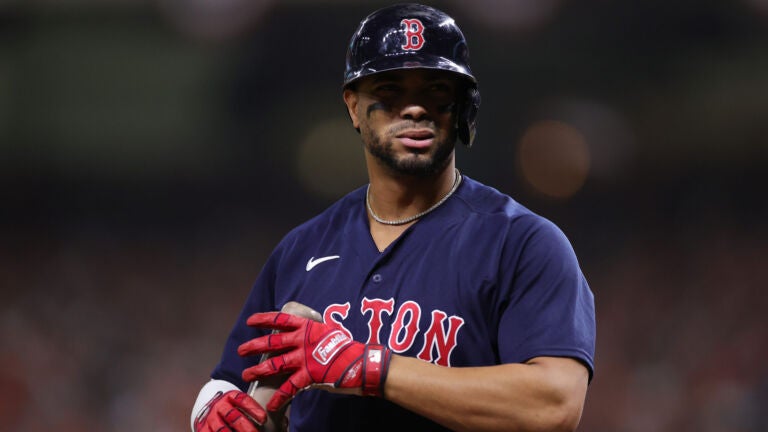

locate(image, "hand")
[[193, 390, 266, 432], [247, 302, 324, 432], [238, 312, 391, 411]]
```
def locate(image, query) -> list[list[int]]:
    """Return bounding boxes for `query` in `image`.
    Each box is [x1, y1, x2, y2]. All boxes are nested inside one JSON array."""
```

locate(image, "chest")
[[369, 222, 413, 252], [273, 222, 508, 366]]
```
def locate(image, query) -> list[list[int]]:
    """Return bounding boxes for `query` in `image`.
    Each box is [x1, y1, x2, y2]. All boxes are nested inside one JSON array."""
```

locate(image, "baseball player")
[[191, 4, 595, 432]]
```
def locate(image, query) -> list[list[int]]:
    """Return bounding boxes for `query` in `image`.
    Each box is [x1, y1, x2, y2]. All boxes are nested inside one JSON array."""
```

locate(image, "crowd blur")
[[1, 1, 766, 431]]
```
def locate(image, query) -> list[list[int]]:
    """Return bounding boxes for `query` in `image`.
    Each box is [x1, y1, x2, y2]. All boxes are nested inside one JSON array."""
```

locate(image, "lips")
[[396, 129, 435, 149]]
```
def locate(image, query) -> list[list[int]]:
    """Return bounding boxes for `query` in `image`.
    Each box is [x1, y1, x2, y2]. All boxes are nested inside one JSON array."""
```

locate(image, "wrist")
[[361, 344, 391, 397], [191, 379, 240, 431]]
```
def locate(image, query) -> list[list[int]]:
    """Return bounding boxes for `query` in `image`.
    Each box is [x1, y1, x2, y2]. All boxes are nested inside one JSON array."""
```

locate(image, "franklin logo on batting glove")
[[313, 330, 352, 364]]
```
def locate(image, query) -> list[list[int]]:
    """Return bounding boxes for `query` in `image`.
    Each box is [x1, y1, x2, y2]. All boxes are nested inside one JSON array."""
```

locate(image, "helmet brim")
[[343, 53, 476, 88]]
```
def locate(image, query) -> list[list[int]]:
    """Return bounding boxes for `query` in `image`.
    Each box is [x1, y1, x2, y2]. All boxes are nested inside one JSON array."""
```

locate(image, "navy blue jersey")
[[211, 175, 595, 431]]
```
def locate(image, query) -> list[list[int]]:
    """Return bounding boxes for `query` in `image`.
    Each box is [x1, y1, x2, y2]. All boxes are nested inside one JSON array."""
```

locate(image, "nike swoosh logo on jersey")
[[306, 255, 340, 271]]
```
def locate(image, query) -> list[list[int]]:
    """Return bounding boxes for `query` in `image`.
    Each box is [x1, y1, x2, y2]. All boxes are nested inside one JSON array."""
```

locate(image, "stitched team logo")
[[401, 18, 425, 51]]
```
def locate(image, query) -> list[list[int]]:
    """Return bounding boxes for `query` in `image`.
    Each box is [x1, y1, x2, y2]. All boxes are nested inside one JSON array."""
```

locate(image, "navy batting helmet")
[[343, 3, 481, 147]]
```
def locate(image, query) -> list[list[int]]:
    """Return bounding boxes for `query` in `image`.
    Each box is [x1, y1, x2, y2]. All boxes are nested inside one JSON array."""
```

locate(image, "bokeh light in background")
[[517, 119, 589, 199], [743, 0, 768, 17], [452, 0, 563, 33], [157, 0, 275, 44], [532, 99, 635, 181], [295, 117, 367, 200], [1, 0, 767, 431]]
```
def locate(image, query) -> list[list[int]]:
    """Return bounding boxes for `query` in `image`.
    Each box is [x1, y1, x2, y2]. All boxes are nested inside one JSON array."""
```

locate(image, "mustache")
[[387, 121, 437, 136]]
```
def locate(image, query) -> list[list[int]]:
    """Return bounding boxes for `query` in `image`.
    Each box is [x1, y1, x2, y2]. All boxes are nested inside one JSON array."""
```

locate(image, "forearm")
[[383, 355, 589, 432]]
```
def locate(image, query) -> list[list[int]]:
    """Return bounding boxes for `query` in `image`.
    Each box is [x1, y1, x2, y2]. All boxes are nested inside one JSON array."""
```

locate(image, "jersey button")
[[372, 273, 383, 283]]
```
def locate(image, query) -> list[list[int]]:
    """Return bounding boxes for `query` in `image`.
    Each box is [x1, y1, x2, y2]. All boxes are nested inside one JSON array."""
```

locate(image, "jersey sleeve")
[[209, 245, 284, 390], [497, 216, 596, 380]]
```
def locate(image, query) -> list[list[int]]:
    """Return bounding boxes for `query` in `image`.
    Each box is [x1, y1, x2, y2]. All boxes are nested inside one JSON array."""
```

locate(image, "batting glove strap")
[[362, 344, 392, 397]]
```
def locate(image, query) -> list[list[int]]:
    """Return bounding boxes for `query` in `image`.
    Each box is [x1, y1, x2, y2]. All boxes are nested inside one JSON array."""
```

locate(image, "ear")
[[343, 88, 360, 129]]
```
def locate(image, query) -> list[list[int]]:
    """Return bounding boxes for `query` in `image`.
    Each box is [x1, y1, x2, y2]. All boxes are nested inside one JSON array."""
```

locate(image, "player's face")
[[344, 69, 460, 177]]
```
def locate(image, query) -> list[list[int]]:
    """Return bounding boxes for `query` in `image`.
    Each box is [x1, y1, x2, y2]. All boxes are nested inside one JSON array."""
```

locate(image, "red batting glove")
[[193, 390, 266, 432], [238, 312, 392, 411]]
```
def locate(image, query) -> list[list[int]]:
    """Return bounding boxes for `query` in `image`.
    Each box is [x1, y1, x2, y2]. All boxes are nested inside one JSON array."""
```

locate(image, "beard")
[[362, 122, 456, 177]]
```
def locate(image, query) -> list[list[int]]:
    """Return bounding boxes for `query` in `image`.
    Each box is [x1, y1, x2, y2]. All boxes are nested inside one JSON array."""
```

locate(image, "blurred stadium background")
[[1, 0, 766, 430]]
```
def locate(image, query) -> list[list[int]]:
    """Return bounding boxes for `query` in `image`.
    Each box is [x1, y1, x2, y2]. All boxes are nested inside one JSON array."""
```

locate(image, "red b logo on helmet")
[[401, 18, 425, 51]]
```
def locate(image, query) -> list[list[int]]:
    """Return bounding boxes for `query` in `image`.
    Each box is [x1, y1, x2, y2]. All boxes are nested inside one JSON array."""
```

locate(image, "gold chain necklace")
[[366, 169, 462, 226]]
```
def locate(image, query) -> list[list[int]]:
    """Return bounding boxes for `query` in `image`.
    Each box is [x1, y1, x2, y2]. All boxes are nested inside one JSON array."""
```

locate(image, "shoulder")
[[452, 175, 576, 255], [454, 175, 555, 232], [276, 185, 367, 246]]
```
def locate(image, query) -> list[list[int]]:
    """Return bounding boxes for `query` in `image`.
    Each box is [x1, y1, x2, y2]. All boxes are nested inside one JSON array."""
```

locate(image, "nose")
[[400, 102, 429, 121]]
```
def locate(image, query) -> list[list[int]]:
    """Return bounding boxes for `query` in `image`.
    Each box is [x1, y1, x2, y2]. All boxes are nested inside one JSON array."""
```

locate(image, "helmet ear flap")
[[458, 86, 480, 148]]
